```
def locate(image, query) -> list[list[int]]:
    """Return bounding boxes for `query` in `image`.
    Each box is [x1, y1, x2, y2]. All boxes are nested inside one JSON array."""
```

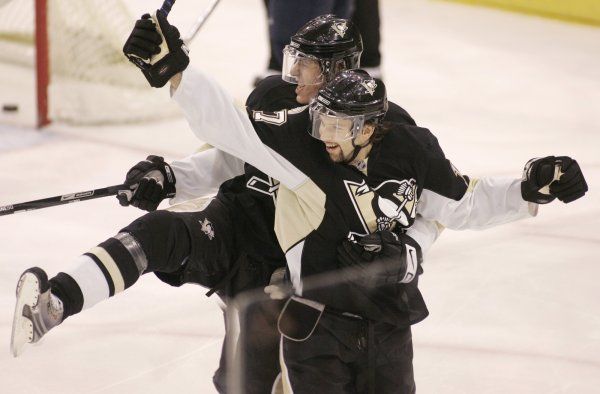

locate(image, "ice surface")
[[0, 0, 599, 393]]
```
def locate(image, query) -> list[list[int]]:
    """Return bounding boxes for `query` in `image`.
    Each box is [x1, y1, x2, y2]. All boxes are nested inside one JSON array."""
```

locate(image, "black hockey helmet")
[[282, 15, 363, 86], [309, 70, 388, 142], [317, 70, 388, 117]]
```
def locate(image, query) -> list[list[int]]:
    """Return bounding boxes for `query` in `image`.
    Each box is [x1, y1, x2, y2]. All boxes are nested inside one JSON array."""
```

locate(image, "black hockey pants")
[[281, 311, 416, 394], [127, 197, 283, 393]]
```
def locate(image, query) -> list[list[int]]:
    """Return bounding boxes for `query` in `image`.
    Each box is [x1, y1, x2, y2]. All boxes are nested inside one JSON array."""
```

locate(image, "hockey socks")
[[49, 232, 148, 319]]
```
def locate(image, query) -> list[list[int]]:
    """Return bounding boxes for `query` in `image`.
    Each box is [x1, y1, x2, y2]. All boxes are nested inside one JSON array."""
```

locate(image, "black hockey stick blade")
[[0, 184, 127, 216]]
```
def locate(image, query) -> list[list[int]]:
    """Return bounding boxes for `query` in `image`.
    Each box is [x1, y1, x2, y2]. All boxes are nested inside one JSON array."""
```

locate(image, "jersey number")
[[253, 110, 288, 126]]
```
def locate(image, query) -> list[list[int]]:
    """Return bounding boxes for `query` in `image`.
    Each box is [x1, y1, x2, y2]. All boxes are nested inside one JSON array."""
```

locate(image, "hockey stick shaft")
[[145, 0, 178, 66], [159, 0, 176, 16], [0, 184, 126, 216], [183, 0, 221, 44]]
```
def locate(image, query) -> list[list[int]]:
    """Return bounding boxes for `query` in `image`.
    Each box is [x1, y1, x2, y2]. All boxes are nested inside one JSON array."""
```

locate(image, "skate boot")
[[11, 267, 64, 357]]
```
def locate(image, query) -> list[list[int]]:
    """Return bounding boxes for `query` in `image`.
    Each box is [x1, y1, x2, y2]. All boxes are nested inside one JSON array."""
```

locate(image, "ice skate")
[[10, 267, 64, 357]]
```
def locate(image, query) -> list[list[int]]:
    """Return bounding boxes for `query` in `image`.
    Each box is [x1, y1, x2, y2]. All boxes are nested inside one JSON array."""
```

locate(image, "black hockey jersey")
[[215, 76, 300, 266], [242, 78, 463, 326], [173, 68, 532, 326], [218, 75, 420, 275]]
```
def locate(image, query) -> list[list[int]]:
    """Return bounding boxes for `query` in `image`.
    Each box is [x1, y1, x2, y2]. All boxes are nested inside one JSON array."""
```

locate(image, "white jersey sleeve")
[[418, 177, 537, 230], [169, 148, 245, 204], [406, 216, 443, 255], [171, 68, 308, 191]]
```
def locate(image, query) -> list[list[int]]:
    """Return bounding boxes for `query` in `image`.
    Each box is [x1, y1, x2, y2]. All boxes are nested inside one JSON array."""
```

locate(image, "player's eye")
[[298, 59, 310, 67]]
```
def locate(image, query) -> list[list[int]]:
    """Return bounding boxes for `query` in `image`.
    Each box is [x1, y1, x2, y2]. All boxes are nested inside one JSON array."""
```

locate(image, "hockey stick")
[[0, 184, 126, 216], [157, 0, 222, 45], [158, 0, 222, 43], [159, 0, 176, 16], [183, 0, 222, 45]]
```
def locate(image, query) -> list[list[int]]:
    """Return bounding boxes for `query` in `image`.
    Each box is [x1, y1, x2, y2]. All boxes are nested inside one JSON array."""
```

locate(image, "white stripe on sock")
[[89, 246, 125, 294], [63, 255, 110, 310]]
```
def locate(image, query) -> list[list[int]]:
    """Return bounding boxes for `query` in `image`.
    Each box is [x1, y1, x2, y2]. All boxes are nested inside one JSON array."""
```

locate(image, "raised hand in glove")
[[117, 155, 176, 211], [337, 231, 422, 288], [123, 11, 189, 87], [521, 156, 588, 204]]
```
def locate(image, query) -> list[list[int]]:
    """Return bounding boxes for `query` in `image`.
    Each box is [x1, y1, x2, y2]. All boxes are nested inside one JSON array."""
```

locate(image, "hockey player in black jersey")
[[11, 14, 431, 394], [174, 66, 587, 393], [154, 13, 586, 391]]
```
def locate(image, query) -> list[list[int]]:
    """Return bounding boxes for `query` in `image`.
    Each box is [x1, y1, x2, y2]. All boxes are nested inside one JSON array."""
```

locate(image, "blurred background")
[[0, 0, 599, 393]]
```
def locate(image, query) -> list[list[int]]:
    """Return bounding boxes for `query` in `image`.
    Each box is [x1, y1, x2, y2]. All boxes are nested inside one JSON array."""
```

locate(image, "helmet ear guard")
[[328, 55, 359, 80]]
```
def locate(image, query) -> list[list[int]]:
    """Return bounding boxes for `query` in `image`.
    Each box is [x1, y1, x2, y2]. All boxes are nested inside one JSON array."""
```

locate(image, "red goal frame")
[[34, 0, 49, 127]]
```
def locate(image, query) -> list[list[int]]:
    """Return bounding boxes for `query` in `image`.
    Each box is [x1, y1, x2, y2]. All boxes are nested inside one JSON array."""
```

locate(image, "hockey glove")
[[117, 155, 176, 211], [521, 156, 588, 204], [337, 231, 422, 289], [123, 12, 189, 87]]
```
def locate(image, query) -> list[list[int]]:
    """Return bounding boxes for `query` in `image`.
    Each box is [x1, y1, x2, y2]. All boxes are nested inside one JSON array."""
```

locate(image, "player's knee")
[[121, 210, 191, 271], [124, 210, 184, 236]]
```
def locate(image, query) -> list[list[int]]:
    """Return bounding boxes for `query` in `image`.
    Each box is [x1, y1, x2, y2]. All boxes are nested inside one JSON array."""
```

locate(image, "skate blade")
[[10, 273, 40, 357]]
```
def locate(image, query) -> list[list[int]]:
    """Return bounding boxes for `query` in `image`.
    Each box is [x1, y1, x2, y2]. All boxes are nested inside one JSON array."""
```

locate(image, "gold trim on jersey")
[[344, 180, 379, 235], [274, 180, 326, 253]]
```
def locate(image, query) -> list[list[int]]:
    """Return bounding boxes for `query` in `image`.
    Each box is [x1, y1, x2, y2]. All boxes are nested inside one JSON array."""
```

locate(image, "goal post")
[[0, 0, 180, 128], [35, 0, 49, 127]]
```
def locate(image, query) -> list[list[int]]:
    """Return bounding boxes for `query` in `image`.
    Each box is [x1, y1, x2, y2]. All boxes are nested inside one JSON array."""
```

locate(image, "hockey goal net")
[[0, 0, 180, 127]]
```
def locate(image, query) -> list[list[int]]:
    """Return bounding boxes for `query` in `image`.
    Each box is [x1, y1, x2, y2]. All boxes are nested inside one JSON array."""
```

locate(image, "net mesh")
[[0, 0, 180, 124]]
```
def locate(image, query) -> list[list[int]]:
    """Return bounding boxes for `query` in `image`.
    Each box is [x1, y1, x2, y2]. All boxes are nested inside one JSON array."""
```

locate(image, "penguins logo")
[[200, 218, 215, 240], [345, 178, 418, 235], [332, 21, 348, 38], [361, 80, 377, 96]]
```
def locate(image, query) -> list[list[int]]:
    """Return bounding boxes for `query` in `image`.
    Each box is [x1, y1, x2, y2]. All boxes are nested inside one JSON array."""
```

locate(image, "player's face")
[[318, 117, 374, 163], [317, 115, 355, 162], [290, 59, 323, 104], [324, 139, 354, 163]]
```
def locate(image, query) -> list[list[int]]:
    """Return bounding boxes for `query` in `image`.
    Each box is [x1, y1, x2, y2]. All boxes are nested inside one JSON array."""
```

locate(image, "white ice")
[[0, 0, 599, 393]]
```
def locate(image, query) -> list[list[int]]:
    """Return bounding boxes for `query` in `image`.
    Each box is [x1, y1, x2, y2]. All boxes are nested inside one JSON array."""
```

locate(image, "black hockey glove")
[[337, 231, 422, 289], [117, 155, 176, 211], [521, 156, 588, 204], [123, 11, 189, 87]]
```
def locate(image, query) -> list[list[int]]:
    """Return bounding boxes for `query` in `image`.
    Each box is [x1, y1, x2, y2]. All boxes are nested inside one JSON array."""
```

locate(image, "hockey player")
[[117, 15, 426, 393], [114, 12, 586, 393], [119, 14, 429, 393], [177, 69, 588, 393], [10, 14, 434, 394]]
